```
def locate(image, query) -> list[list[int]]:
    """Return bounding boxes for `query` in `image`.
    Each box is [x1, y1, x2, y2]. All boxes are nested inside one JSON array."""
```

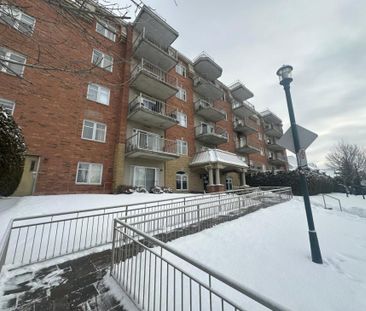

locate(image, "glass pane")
[[99, 87, 110, 105], [145, 168, 155, 190], [95, 124, 105, 141], [96, 22, 105, 34], [92, 50, 102, 65], [134, 167, 145, 187], [83, 122, 94, 139], [77, 166, 88, 183], [87, 84, 98, 101], [89, 164, 102, 184], [104, 55, 113, 71], [176, 175, 181, 189]]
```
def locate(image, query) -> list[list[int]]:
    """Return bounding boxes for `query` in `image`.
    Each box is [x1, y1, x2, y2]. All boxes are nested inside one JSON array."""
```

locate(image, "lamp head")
[[276, 65, 293, 85]]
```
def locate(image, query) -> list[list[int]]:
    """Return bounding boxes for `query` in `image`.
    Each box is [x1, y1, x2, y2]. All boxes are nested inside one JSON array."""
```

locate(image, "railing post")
[[110, 219, 117, 275], [322, 195, 327, 209], [197, 205, 200, 231]]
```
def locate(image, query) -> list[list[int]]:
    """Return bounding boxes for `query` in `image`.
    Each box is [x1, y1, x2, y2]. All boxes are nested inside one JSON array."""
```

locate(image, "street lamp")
[[276, 65, 323, 264]]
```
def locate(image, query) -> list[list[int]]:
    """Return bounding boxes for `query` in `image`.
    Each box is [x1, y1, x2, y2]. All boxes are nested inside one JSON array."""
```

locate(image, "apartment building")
[[0, 1, 287, 195]]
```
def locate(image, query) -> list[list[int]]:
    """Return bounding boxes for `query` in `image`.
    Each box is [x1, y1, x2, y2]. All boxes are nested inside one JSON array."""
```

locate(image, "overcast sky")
[[119, 0, 366, 168]]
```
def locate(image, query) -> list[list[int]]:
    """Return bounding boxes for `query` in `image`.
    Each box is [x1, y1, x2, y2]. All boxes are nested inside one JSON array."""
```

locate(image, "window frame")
[[176, 111, 187, 128], [0, 5, 36, 34], [0, 47, 26, 76], [87, 83, 110, 105], [91, 49, 113, 72], [176, 172, 188, 191], [175, 63, 187, 77], [75, 162, 103, 185], [175, 86, 187, 101], [95, 20, 116, 42], [81, 119, 107, 143], [0, 98, 15, 115], [177, 139, 188, 155]]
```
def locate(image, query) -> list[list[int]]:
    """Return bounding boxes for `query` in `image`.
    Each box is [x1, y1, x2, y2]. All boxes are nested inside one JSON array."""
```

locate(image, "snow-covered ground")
[[159, 194, 366, 310]]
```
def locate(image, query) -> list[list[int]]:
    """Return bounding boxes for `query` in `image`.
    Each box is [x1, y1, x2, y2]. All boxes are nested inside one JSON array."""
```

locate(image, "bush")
[[246, 170, 337, 196], [0, 109, 26, 196]]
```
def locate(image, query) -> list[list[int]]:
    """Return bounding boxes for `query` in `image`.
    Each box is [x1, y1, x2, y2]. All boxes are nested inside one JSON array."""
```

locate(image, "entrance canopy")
[[190, 149, 248, 170]]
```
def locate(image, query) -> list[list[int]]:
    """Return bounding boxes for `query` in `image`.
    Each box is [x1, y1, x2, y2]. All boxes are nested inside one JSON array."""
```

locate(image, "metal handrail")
[[195, 124, 228, 138], [0, 189, 256, 271], [131, 58, 178, 88], [128, 94, 178, 119], [112, 187, 292, 310], [232, 99, 255, 111], [194, 99, 226, 115], [322, 194, 342, 211], [233, 117, 257, 130]]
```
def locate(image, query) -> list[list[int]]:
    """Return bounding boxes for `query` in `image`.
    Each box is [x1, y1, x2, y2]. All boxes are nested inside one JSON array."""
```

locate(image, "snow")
[[156, 195, 366, 310]]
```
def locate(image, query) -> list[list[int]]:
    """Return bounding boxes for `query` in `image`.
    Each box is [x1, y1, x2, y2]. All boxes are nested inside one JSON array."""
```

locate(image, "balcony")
[[268, 154, 287, 165], [130, 59, 178, 100], [232, 100, 256, 118], [261, 110, 282, 124], [233, 117, 257, 134], [125, 131, 179, 161], [235, 138, 260, 154], [134, 6, 178, 51], [266, 139, 285, 151], [229, 81, 254, 102], [128, 95, 178, 129], [193, 77, 224, 101], [133, 28, 178, 71], [264, 123, 283, 138], [193, 52, 222, 81], [195, 99, 226, 122], [195, 124, 228, 145]]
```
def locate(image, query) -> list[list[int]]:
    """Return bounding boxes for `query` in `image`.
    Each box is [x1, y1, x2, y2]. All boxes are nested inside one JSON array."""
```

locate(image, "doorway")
[[13, 155, 40, 196]]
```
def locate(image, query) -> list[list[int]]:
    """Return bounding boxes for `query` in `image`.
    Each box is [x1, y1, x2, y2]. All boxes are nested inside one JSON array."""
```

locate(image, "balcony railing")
[[235, 138, 261, 153], [268, 154, 287, 162], [232, 100, 255, 111], [131, 58, 178, 89], [195, 99, 226, 122], [128, 94, 177, 119], [126, 131, 178, 155], [264, 123, 283, 137], [233, 117, 258, 132], [195, 124, 228, 138]]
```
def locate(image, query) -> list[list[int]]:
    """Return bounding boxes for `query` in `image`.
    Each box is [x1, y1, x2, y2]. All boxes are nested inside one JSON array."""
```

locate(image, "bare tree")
[[326, 141, 366, 186]]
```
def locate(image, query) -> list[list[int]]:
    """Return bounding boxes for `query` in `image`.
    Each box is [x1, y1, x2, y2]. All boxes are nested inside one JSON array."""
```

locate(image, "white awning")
[[190, 149, 248, 168]]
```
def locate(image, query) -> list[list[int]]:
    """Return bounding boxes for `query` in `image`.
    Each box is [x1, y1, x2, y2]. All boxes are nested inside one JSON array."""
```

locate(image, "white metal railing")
[[195, 124, 228, 139], [133, 27, 178, 60], [265, 123, 283, 135], [0, 189, 257, 271], [195, 99, 226, 115], [128, 94, 178, 120], [125, 131, 178, 155], [233, 117, 257, 130], [232, 100, 255, 111], [131, 58, 178, 89], [235, 137, 260, 151], [322, 194, 343, 211], [111, 187, 293, 311]]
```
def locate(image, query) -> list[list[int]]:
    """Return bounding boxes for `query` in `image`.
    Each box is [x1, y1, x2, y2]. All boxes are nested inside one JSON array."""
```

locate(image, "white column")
[[241, 170, 247, 186], [215, 168, 221, 185], [208, 167, 214, 185]]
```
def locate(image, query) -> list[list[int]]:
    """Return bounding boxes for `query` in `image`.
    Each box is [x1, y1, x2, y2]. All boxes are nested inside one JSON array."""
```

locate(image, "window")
[[177, 140, 188, 155], [132, 166, 159, 189], [96, 21, 116, 41], [176, 111, 187, 127], [0, 98, 15, 115], [0, 47, 26, 76], [175, 63, 186, 77], [225, 176, 233, 190], [260, 148, 264, 156], [87, 83, 110, 105], [0, 5, 36, 34], [176, 172, 188, 190], [176, 86, 187, 101], [76, 162, 103, 185], [92, 49, 113, 72], [82, 120, 106, 142], [258, 132, 262, 140]]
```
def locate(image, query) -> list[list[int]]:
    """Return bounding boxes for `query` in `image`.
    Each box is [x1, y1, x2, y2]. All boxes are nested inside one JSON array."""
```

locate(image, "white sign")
[[297, 148, 308, 167], [278, 125, 318, 153]]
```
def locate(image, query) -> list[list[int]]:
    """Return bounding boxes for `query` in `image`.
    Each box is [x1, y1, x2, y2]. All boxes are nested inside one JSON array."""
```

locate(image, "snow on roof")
[[190, 149, 248, 168]]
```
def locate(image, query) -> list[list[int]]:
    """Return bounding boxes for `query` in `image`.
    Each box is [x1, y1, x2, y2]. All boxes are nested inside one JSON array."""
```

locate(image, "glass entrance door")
[[145, 168, 156, 190]]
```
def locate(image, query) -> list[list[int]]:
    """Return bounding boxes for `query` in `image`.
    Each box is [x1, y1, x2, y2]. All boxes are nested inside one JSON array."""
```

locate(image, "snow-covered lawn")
[[160, 195, 366, 310]]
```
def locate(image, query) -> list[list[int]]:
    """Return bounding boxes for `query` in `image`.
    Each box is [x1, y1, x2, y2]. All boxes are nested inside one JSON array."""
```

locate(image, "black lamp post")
[[276, 65, 323, 264]]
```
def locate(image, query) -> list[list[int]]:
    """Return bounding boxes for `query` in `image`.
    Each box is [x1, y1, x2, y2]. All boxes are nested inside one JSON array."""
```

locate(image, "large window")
[[82, 120, 107, 142], [76, 162, 103, 185], [87, 83, 110, 105], [0, 47, 26, 76], [92, 49, 113, 72], [0, 5, 36, 34], [175, 63, 186, 77], [0, 98, 15, 115], [96, 21, 116, 41], [176, 111, 187, 128], [177, 139, 188, 155], [176, 172, 188, 190], [175, 86, 187, 101], [132, 166, 159, 190], [225, 176, 233, 190]]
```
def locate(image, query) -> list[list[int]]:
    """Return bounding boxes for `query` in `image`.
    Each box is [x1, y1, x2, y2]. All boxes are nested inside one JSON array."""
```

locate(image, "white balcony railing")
[[129, 94, 177, 119], [195, 124, 228, 138]]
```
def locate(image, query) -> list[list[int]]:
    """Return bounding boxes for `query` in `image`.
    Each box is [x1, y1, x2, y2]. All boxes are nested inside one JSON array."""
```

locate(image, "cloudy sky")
[[119, 0, 366, 168]]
